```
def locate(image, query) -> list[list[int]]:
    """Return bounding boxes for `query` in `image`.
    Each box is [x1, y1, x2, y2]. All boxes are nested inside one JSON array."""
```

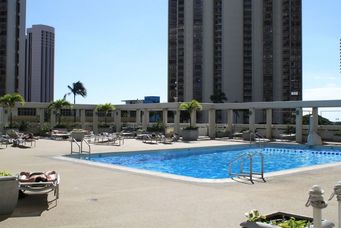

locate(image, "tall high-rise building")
[[0, 0, 26, 96], [24, 25, 55, 102], [168, 0, 302, 107]]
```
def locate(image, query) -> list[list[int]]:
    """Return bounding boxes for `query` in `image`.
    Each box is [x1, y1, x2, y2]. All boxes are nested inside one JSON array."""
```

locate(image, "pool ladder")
[[70, 137, 91, 154], [228, 151, 266, 184]]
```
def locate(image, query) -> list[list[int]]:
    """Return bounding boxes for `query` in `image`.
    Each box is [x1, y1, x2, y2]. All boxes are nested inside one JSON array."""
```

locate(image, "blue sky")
[[27, 0, 341, 105]]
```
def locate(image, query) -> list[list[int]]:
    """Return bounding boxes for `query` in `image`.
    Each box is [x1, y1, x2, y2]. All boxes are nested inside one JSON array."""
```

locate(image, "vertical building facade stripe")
[[243, 0, 252, 102]]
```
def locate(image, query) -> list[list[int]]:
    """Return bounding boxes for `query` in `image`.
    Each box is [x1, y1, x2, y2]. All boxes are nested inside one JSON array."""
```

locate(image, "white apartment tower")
[[0, 0, 26, 96], [168, 0, 302, 122], [24, 25, 55, 102]]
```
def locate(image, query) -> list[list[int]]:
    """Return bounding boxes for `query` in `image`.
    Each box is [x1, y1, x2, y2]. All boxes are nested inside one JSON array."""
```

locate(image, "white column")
[[190, 110, 197, 128], [50, 111, 56, 127], [12, 107, 18, 117], [142, 109, 149, 130], [80, 109, 86, 129], [312, 107, 319, 132], [11, 108, 18, 126], [162, 109, 168, 126], [37, 108, 44, 126], [227, 109, 233, 134], [2, 108, 8, 128], [295, 108, 303, 143], [208, 109, 216, 139], [93, 111, 98, 134], [0, 107, 4, 133], [136, 110, 141, 126], [249, 108, 255, 133], [115, 110, 122, 133], [266, 109, 272, 139], [174, 109, 180, 134]]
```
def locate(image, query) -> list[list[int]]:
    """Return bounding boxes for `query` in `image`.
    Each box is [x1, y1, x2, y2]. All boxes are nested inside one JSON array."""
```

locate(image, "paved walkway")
[[0, 138, 340, 228]]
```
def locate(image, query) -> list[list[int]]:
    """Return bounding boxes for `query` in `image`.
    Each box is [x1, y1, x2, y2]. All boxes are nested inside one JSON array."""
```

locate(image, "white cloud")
[[303, 87, 341, 101]]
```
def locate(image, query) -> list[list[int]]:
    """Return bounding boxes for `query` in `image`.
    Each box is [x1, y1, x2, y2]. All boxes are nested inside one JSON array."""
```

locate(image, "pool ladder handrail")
[[228, 151, 266, 184], [71, 137, 91, 154]]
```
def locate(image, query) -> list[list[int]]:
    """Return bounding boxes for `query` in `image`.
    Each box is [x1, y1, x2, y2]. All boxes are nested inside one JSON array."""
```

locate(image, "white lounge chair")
[[18, 171, 60, 200]]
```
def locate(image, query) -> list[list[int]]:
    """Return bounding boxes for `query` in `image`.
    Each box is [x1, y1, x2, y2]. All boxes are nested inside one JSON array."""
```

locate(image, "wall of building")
[[168, 0, 302, 109], [1, 0, 26, 96], [24, 25, 55, 102]]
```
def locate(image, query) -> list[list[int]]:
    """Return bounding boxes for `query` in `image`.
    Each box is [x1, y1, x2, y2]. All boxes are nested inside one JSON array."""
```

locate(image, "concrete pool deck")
[[1, 138, 341, 227]]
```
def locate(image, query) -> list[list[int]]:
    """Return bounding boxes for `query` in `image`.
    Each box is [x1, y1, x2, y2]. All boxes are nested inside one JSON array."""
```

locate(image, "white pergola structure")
[[1, 100, 341, 144]]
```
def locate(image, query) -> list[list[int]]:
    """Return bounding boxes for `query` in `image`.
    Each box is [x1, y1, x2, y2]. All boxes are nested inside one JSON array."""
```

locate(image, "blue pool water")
[[71, 145, 341, 179]]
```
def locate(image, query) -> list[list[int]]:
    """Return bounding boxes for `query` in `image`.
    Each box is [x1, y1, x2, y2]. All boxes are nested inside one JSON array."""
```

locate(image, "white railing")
[[304, 182, 341, 228], [70, 137, 91, 154], [228, 151, 265, 184]]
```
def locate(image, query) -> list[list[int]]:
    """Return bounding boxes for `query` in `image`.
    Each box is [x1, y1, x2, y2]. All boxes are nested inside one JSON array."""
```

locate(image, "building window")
[[61, 109, 74, 116], [97, 111, 112, 117], [18, 108, 36, 116], [85, 110, 93, 117]]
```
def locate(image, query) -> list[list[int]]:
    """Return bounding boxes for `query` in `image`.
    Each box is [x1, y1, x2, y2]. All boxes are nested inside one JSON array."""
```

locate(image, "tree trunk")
[[73, 94, 76, 122], [58, 114, 61, 126], [9, 111, 13, 128]]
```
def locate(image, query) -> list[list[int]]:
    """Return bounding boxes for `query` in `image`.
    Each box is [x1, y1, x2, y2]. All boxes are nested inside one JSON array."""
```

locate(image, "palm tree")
[[210, 91, 227, 103], [48, 99, 72, 126], [179, 99, 202, 128], [67, 81, 87, 104], [96, 103, 116, 124], [67, 81, 87, 121], [0, 93, 25, 127]]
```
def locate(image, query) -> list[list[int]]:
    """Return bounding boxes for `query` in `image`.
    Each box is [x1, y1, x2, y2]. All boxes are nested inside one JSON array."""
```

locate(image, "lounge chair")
[[50, 130, 70, 140], [142, 133, 160, 144], [18, 171, 60, 200], [6, 130, 37, 147], [0, 135, 11, 148], [160, 135, 173, 144]]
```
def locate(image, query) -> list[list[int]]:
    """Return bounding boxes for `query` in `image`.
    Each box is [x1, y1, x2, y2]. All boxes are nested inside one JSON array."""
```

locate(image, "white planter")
[[0, 176, 18, 215], [240, 212, 334, 228], [182, 128, 199, 141], [70, 131, 87, 141]]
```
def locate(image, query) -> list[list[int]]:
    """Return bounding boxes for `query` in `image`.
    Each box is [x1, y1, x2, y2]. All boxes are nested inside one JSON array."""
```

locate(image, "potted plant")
[[70, 129, 88, 141], [179, 99, 202, 141], [240, 210, 334, 228], [0, 171, 18, 216]]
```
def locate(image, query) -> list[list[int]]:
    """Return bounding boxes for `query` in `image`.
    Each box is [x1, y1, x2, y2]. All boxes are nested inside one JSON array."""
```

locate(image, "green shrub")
[[98, 123, 110, 128], [147, 121, 165, 133], [54, 124, 67, 129], [302, 114, 333, 125], [18, 121, 29, 131], [0, 171, 11, 176], [284, 125, 295, 134]]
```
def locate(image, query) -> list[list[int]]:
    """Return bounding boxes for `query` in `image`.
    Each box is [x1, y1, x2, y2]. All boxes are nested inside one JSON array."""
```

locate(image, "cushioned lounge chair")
[[18, 171, 60, 200], [6, 130, 37, 147]]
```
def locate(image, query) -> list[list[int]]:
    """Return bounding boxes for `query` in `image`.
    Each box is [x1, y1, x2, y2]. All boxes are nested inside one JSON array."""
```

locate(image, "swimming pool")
[[66, 145, 341, 181]]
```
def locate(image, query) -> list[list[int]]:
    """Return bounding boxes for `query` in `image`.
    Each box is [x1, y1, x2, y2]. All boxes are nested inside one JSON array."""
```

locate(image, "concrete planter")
[[70, 131, 87, 141], [0, 176, 18, 215], [240, 212, 334, 228], [181, 128, 199, 141]]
